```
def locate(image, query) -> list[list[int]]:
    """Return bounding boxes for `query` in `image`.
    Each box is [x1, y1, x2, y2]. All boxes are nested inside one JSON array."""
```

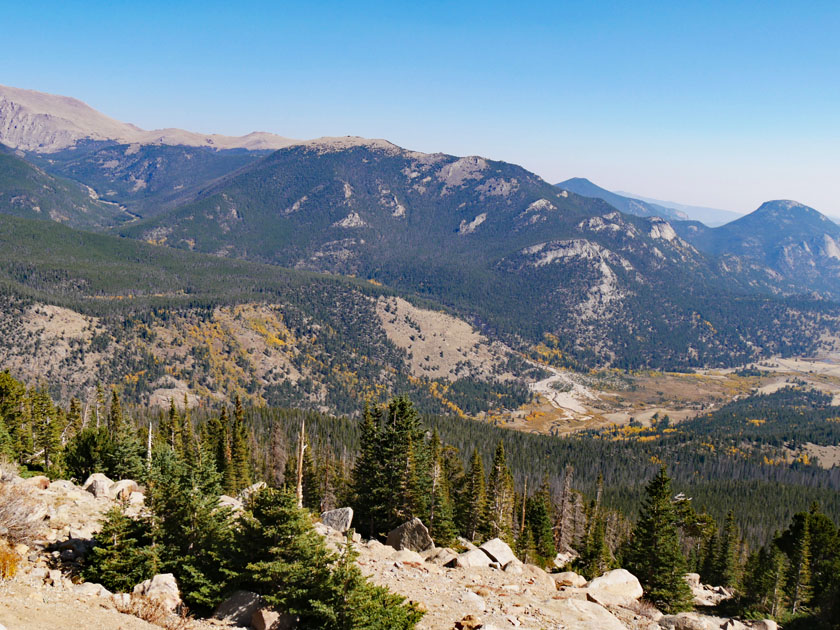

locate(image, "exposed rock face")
[[24, 476, 50, 490], [320, 507, 353, 533], [213, 590, 263, 626], [586, 568, 643, 606], [478, 538, 516, 566], [132, 573, 181, 612], [385, 517, 434, 552], [251, 607, 281, 630], [659, 612, 722, 630]]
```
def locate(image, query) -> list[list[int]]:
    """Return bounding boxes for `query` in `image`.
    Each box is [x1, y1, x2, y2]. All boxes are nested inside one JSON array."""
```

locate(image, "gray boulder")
[[450, 548, 492, 568], [133, 573, 181, 612], [320, 507, 353, 532], [83, 473, 113, 498], [478, 537, 516, 566], [385, 517, 434, 552], [214, 590, 264, 626], [109, 479, 140, 501]]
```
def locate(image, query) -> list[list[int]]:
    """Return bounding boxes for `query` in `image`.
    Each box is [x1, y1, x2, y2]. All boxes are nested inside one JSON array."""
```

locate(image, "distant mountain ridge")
[[615, 191, 742, 226], [556, 177, 688, 222], [674, 199, 840, 298], [0, 84, 298, 152]]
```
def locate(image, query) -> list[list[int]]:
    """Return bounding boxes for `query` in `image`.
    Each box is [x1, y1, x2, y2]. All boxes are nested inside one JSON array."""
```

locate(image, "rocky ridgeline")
[[0, 474, 778, 630]]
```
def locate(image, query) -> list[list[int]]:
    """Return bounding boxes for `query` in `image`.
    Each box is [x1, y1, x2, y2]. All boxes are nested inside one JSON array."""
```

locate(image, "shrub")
[[0, 537, 19, 580]]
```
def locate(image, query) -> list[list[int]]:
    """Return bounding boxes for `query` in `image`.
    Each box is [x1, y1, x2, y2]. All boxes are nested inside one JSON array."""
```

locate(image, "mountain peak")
[[0, 84, 298, 152]]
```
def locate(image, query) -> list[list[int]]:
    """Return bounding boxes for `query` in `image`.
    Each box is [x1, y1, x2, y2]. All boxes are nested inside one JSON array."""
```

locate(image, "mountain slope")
[[556, 177, 687, 221], [0, 143, 128, 228], [27, 140, 268, 218], [0, 84, 297, 152], [675, 200, 840, 298], [0, 212, 530, 413], [119, 140, 838, 369]]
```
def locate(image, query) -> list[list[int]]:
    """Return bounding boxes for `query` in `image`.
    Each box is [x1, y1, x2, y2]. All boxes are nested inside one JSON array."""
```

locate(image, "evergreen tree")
[[715, 510, 740, 588], [485, 440, 514, 543], [107, 389, 123, 437], [787, 515, 812, 614], [427, 430, 456, 546], [67, 398, 83, 437], [625, 467, 693, 613], [82, 503, 158, 592], [0, 415, 13, 460], [462, 449, 486, 542], [351, 402, 381, 538], [525, 480, 556, 567], [230, 395, 252, 492]]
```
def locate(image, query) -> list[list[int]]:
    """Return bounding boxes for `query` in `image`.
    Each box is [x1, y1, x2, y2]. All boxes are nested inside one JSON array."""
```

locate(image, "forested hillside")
[[1, 374, 838, 626], [116, 140, 840, 369]]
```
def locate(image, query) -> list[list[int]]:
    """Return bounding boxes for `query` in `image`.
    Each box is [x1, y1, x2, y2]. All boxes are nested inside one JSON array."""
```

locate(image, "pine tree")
[[107, 389, 123, 437], [230, 395, 252, 492], [462, 449, 486, 542], [351, 402, 381, 538], [67, 398, 83, 437], [82, 504, 158, 592], [378, 397, 425, 531], [525, 479, 556, 567], [485, 440, 514, 543], [625, 467, 693, 613], [788, 515, 812, 614], [715, 510, 740, 588], [427, 430, 456, 546]]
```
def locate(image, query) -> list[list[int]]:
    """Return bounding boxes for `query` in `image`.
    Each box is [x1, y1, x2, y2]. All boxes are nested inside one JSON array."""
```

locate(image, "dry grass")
[[0, 481, 44, 545], [0, 458, 18, 482], [114, 596, 194, 630], [0, 537, 20, 580]]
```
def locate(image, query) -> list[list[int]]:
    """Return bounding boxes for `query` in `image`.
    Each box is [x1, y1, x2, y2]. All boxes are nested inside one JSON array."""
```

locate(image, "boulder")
[[457, 536, 477, 551], [548, 598, 625, 630], [385, 517, 434, 552], [522, 563, 558, 592], [128, 491, 145, 506], [239, 481, 267, 503], [214, 590, 264, 626], [503, 559, 523, 575], [109, 479, 140, 501], [460, 589, 486, 612], [218, 495, 244, 512], [133, 573, 181, 612], [478, 538, 516, 566], [74, 582, 111, 598], [252, 607, 285, 630], [454, 614, 484, 630], [83, 474, 112, 498], [320, 507, 353, 533], [586, 568, 643, 605], [393, 549, 424, 564], [751, 622, 778, 630], [720, 620, 749, 630], [684, 573, 701, 588], [659, 613, 719, 630], [554, 571, 587, 588], [24, 475, 50, 490], [450, 548, 491, 568], [421, 547, 457, 566]]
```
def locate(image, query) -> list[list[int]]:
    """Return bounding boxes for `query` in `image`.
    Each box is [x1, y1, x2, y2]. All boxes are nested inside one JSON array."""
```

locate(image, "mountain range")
[[0, 84, 839, 407]]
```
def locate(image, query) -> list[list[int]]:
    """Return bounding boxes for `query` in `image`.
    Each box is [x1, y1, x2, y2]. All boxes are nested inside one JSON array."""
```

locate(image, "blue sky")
[[4, 1, 839, 214]]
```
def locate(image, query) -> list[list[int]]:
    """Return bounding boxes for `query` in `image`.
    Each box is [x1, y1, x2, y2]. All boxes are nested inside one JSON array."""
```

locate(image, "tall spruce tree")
[[625, 467, 693, 613], [715, 510, 740, 588], [462, 449, 486, 542], [485, 440, 514, 543]]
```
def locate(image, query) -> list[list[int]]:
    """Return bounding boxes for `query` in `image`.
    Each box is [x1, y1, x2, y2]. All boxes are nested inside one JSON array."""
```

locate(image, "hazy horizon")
[[4, 1, 838, 215]]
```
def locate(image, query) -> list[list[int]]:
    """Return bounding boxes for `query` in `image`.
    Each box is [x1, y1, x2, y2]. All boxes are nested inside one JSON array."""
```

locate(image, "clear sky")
[[4, 1, 839, 215]]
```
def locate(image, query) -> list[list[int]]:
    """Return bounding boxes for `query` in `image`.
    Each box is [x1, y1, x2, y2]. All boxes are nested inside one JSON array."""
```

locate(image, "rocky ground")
[[0, 473, 778, 630]]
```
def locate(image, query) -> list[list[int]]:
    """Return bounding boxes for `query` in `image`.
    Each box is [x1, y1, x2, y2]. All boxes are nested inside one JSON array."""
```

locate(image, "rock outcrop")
[[321, 507, 353, 533], [132, 573, 181, 612]]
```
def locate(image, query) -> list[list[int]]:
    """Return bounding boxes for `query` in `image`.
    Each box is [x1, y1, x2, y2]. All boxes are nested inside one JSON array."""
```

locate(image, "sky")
[[3, 1, 839, 215]]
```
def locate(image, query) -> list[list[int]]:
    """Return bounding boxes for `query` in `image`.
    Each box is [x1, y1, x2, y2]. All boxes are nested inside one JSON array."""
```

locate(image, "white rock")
[[83, 473, 113, 498], [133, 573, 181, 612], [109, 479, 139, 501], [554, 571, 587, 588], [453, 548, 492, 568], [393, 549, 424, 564], [586, 568, 643, 604], [548, 598, 626, 630], [478, 538, 516, 566], [460, 590, 486, 612], [74, 582, 111, 598]]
